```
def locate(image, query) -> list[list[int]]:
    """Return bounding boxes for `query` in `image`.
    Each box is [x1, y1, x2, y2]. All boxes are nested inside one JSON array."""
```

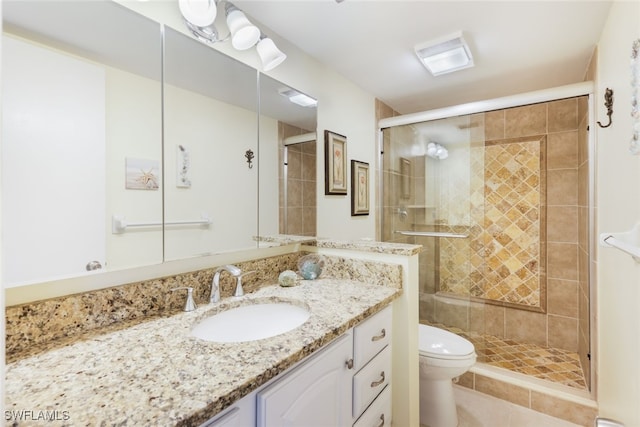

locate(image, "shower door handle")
[[394, 230, 468, 238]]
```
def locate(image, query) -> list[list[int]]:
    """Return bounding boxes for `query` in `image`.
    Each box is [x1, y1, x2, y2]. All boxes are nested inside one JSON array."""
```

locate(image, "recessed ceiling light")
[[279, 88, 318, 107], [415, 31, 474, 76]]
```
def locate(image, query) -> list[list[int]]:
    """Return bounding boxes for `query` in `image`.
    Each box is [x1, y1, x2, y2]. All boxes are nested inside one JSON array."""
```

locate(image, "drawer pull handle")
[[371, 371, 385, 388], [345, 358, 354, 369], [371, 329, 386, 342], [376, 414, 385, 427]]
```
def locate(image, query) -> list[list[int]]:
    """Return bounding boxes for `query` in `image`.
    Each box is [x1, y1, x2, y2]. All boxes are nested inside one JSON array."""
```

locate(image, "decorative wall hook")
[[245, 149, 255, 169], [597, 87, 614, 128]]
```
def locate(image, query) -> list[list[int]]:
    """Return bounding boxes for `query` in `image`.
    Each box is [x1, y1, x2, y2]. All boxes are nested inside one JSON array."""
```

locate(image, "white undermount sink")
[[191, 301, 311, 343]]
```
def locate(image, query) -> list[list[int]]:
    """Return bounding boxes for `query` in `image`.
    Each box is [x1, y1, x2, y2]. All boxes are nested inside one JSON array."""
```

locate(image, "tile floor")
[[433, 324, 587, 390], [449, 385, 583, 427]]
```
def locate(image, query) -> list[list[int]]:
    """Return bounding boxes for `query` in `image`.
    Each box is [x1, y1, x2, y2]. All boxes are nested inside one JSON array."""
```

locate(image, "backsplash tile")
[[5, 251, 402, 360]]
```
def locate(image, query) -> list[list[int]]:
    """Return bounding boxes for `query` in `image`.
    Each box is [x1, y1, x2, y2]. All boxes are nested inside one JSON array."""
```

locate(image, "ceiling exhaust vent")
[[415, 31, 474, 76]]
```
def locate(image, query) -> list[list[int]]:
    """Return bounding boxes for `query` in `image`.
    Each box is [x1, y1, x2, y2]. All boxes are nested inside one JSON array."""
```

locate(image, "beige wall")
[[595, 1, 640, 424]]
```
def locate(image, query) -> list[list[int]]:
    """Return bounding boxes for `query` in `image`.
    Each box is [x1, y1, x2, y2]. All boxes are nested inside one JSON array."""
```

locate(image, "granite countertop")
[[5, 279, 400, 426], [254, 234, 422, 257]]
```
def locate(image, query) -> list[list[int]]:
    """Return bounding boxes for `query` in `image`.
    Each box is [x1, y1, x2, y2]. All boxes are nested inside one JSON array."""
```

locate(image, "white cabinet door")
[[200, 390, 256, 427], [256, 332, 353, 427]]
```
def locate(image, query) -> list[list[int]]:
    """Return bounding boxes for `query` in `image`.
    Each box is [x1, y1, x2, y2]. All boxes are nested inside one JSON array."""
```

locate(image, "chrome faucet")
[[210, 264, 242, 303], [235, 270, 256, 297], [171, 286, 197, 312]]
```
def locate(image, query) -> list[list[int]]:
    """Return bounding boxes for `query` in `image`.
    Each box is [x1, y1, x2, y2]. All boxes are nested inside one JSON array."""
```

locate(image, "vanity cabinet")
[[200, 306, 392, 427], [256, 332, 354, 426], [200, 394, 256, 427]]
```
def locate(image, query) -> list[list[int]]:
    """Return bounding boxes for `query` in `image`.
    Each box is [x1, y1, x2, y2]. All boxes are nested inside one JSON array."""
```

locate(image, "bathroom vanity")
[[5, 279, 399, 426], [206, 305, 392, 427]]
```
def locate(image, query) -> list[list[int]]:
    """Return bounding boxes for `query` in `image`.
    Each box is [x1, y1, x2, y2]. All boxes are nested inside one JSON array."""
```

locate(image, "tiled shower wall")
[[482, 97, 588, 356], [278, 122, 317, 236]]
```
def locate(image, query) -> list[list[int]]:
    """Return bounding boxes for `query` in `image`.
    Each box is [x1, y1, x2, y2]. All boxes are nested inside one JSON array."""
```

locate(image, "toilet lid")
[[419, 324, 475, 359]]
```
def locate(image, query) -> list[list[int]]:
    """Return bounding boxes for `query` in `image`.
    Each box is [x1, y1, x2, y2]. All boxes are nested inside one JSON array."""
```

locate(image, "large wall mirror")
[[258, 74, 318, 239], [1, 0, 317, 296], [2, 1, 164, 287], [163, 27, 259, 260]]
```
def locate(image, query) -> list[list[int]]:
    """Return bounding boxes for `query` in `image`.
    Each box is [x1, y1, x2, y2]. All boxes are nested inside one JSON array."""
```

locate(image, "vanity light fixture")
[[426, 142, 448, 160], [224, 2, 260, 50], [178, 0, 217, 27], [178, 0, 287, 70], [279, 88, 318, 108], [415, 31, 474, 76], [185, 20, 222, 43], [256, 34, 287, 71]]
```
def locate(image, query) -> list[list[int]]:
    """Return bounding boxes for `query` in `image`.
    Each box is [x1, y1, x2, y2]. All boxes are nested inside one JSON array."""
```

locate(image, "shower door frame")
[[377, 81, 597, 396]]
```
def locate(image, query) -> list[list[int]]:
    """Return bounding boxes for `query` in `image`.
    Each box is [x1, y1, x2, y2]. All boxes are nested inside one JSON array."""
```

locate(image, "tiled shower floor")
[[432, 324, 588, 390]]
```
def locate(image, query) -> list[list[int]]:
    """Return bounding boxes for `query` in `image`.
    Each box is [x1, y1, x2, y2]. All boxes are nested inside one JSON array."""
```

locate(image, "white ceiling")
[[235, 0, 612, 115]]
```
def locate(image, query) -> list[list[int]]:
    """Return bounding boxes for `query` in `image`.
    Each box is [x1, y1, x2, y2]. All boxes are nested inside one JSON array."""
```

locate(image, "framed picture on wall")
[[351, 160, 369, 216], [125, 157, 159, 190], [324, 130, 348, 195]]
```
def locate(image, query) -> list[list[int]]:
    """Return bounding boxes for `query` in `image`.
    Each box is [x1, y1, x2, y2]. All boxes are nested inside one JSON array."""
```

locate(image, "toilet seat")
[[419, 324, 475, 360]]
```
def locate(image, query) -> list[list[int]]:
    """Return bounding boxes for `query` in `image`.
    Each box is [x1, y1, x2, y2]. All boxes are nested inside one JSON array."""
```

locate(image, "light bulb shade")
[[426, 142, 448, 159], [179, 0, 217, 28], [226, 9, 260, 50], [257, 37, 287, 71]]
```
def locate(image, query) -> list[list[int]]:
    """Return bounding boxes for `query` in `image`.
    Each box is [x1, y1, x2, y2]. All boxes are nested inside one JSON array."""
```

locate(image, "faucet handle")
[[171, 287, 197, 312], [234, 271, 256, 297]]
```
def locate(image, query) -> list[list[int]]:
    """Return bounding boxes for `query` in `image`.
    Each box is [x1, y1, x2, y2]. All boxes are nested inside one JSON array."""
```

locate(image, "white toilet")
[[419, 324, 477, 427]]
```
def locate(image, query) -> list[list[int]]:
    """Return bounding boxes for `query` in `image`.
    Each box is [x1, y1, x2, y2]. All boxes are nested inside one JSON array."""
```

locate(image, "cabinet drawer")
[[353, 385, 391, 427], [352, 345, 391, 418], [353, 306, 392, 371]]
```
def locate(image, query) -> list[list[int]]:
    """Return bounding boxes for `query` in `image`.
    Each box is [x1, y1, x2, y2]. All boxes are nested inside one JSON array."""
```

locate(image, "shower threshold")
[[431, 323, 587, 391]]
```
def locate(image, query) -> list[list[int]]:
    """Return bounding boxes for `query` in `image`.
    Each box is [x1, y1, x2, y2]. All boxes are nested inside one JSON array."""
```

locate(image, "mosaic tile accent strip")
[[440, 137, 546, 311], [480, 139, 544, 308]]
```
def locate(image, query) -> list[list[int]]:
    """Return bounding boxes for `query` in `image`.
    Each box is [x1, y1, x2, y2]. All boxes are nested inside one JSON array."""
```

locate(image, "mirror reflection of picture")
[[177, 145, 191, 188], [324, 130, 348, 195], [400, 157, 411, 199], [126, 157, 159, 190], [351, 160, 369, 216]]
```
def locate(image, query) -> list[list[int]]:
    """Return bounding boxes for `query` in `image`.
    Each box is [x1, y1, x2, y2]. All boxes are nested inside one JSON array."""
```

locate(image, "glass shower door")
[[380, 94, 592, 392], [381, 113, 487, 340]]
